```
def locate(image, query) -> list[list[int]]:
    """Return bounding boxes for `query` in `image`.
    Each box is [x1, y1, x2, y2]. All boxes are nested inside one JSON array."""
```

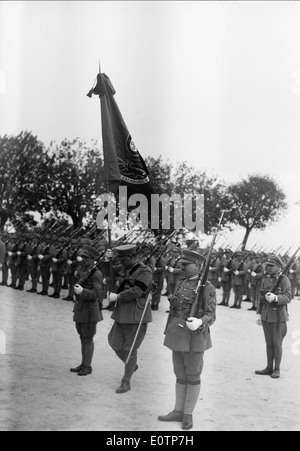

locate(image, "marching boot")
[[116, 381, 131, 394], [77, 366, 92, 376], [158, 410, 184, 422], [271, 369, 280, 379], [70, 364, 84, 373], [182, 414, 193, 431], [255, 368, 273, 376]]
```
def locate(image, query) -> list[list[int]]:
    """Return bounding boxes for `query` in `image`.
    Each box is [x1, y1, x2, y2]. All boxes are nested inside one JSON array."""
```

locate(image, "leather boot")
[[77, 366, 92, 376], [158, 410, 184, 422], [271, 370, 280, 379], [182, 414, 193, 430], [116, 381, 131, 394], [255, 368, 273, 376], [70, 364, 84, 373]]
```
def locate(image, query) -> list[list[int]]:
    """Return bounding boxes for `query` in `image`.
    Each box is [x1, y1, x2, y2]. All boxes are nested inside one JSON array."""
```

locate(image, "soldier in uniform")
[[50, 237, 67, 299], [218, 249, 233, 306], [231, 251, 248, 309], [38, 235, 56, 295], [248, 253, 265, 311], [0, 233, 8, 285], [255, 255, 292, 379], [27, 234, 42, 293], [71, 245, 103, 376], [207, 249, 221, 288], [0, 233, 5, 273], [107, 244, 153, 394], [159, 250, 216, 431]]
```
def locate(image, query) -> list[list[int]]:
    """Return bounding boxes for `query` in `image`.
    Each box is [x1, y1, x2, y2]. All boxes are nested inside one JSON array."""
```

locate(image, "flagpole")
[[97, 60, 114, 294]]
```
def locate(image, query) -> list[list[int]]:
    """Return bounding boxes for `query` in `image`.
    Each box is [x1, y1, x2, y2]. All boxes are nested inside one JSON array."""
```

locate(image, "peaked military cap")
[[79, 245, 101, 261], [266, 254, 284, 268], [115, 244, 137, 256], [180, 250, 205, 265]]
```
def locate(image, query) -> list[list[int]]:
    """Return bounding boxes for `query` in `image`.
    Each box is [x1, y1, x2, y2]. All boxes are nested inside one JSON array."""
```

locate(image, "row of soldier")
[[0, 225, 300, 310]]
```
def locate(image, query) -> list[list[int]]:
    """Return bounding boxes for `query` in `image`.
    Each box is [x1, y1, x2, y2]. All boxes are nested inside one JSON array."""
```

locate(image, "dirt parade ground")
[[0, 281, 300, 432]]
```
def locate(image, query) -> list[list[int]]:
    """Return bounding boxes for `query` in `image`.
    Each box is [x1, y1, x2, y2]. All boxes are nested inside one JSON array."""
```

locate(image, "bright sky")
[[1, 1, 300, 249]]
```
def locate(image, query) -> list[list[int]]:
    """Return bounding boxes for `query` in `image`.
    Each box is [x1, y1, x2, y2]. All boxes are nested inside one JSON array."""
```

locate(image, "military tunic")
[[108, 261, 153, 352]]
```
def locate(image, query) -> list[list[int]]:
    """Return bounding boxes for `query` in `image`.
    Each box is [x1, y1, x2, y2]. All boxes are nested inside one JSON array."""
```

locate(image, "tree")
[[171, 162, 229, 233], [227, 174, 287, 249], [0, 131, 50, 229], [39, 138, 106, 228]]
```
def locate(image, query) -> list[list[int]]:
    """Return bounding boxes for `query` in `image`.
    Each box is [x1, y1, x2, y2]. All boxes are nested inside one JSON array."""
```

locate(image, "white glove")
[[218, 277, 222, 283], [38, 254, 44, 260], [76, 256, 83, 262], [265, 292, 277, 303], [168, 267, 174, 273], [17, 251, 21, 256], [209, 267, 213, 271], [109, 292, 118, 302], [52, 258, 57, 263], [165, 266, 169, 271], [8, 252, 12, 257], [223, 267, 229, 273], [234, 270, 239, 276], [289, 269, 295, 274], [67, 260, 73, 265], [74, 284, 83, 295], [27, 255, 33, 261], [256, 314, 262, 326], [106, 249, 114, 259], [251, 271, 257, 277], [103, 278, 107, 286], [186, 317, 203, 331]]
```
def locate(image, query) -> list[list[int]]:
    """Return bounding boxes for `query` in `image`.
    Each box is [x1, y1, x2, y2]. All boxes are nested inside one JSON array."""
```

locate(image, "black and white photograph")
[[0, 0, 300, 433]]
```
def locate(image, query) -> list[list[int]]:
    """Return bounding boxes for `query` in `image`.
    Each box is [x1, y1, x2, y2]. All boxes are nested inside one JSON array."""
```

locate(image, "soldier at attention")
[[107, 244, 153, 394], [71, 245, 103, 377], [159, 250, 216, 431], [255, 254, 292, 379]]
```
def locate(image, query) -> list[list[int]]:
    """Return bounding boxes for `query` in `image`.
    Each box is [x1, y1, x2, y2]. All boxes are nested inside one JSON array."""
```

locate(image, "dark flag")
[[87, 73, 153, 198]]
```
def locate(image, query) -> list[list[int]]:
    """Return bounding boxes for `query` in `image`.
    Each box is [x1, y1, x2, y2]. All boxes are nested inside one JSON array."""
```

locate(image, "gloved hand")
[[168, 267, 174, 273], [109, 292, 118, 302], [17, 251, 21, 256], [265, 292, 277, 303], [223, 267, 229, 273], [74, 284, 83, 295], [186, 317, 203, 331], [251, 271, 257, 277], [38, 254, 44, 260], [289, 269, 295, 274], [106, 249, 114, 259], [76, 256, 83, 262], [52, 258, 57, 263], [256, 314, 262, 326], [234, 270, 239, 276], [8, 251, 12, 257], [67, 260, 73, 265], [27, 255, 33, 261]]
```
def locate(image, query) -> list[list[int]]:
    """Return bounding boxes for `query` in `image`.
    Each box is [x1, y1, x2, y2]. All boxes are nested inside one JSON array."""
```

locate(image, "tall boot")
[[182, 381, 201, 430], [78, 340, 94, 376]]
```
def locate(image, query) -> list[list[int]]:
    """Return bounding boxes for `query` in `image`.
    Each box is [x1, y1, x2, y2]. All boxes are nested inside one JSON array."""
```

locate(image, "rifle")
[[41, 224, 68, 255], [236, 244, 258, 271], [225, 243, 243, 270], [53, 226, 85, 259], [189, 211, 225, 318], [261, 246, 300, 309], [125, 282, 157, 365], [144, 230, 178, 265]]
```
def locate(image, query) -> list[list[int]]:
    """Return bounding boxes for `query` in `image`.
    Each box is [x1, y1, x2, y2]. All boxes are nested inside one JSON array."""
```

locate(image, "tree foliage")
[[0, 131, 48, 228], [226, 174, 287, 248]]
